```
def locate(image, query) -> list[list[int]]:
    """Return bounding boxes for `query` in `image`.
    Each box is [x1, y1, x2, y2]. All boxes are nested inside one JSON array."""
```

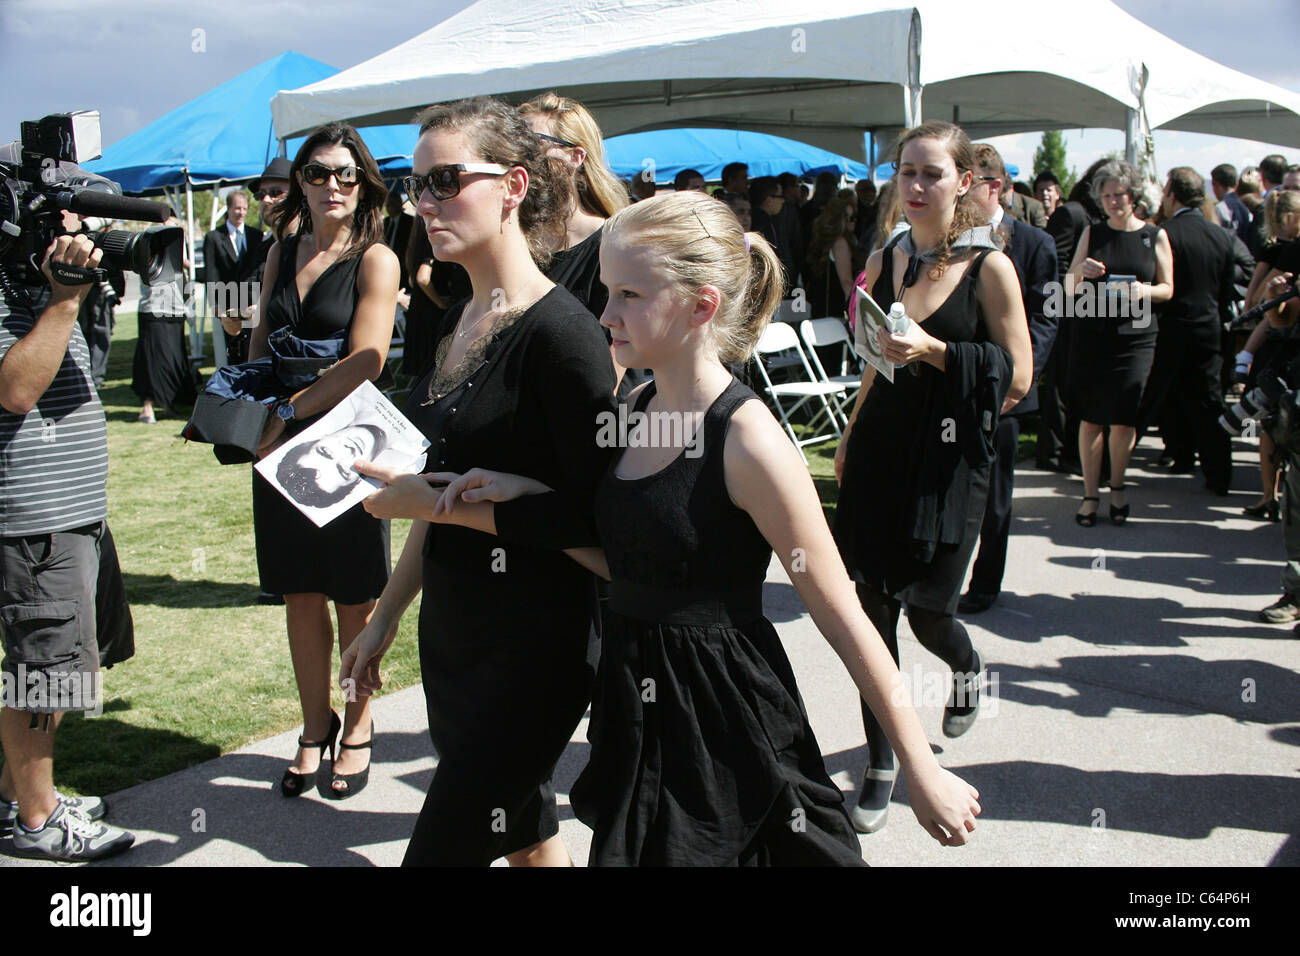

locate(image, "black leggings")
[[854, 581, 975, 771]]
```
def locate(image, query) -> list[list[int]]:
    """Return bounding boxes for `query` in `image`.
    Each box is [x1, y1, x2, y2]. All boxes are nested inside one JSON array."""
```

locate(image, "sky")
[[2, 0, 1298, 184]]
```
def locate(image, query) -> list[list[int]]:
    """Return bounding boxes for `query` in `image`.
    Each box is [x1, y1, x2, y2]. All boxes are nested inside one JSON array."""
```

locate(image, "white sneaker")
[[10, 802, 133, 862]]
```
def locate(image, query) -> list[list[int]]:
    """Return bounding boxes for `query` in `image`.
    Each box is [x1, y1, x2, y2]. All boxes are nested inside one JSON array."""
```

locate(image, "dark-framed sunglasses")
[[537, 132, 578, 149], [300, 163, 361, 187], [404, 163, 511, 201], [257, 186, 287, 200]]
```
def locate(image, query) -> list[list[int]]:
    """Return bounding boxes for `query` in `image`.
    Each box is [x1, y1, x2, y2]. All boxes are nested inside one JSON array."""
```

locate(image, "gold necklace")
[[456, 308, 496, 339]]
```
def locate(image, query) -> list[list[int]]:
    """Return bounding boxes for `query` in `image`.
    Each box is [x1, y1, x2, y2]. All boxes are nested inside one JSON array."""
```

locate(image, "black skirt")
[[1071, 328, 1157, 426], [251, 469, 390, 604], [132, 316, 197, 408]]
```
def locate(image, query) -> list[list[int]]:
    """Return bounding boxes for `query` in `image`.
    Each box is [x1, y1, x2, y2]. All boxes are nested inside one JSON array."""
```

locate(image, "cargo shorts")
[[0, 521, 133, 714]]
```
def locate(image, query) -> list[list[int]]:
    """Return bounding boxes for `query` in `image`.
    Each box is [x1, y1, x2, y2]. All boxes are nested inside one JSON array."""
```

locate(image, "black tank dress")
[[834, 246, 992, 615], [1071, 221, 1159, 426], [573, 378, 866, 866], [251, 235, 391, 603]]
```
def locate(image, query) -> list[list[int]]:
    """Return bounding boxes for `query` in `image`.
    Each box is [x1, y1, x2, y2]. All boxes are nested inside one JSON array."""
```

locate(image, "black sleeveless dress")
[[834, 246, 992, 615], [574, 378, 866, 866], [1071, 222, 1159, 426], [251, 235, 391, 603]]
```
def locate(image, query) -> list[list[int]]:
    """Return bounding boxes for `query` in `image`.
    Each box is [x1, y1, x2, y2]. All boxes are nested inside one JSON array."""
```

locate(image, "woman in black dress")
[[248, 124, 400, 799], [518, 93, 636, 391], [1065, 159, 1173, 526], [344, 98, 616, 866], [411, 191, 983, 865], [133, 216, 197, 421], [832, 121, 1031, 833]]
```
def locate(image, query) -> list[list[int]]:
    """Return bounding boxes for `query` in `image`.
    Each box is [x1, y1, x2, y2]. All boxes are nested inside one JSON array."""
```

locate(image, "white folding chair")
[[754, 322, 847, 462], [800, 317, 864, 427]]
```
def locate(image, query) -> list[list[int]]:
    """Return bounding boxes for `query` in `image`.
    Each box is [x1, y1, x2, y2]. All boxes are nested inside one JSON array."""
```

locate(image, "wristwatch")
[[274, 400, 296, 423]]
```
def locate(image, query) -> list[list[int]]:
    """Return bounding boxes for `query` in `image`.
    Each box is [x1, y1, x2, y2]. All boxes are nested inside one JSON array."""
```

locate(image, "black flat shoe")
[[942, 650, 983, 738], [280, 711, 340, 798], [1076, 496, 1100, 527], [1109, 484, 1129, 526], [1243, 500, 1281, 522], [322, 720, 373, 800]]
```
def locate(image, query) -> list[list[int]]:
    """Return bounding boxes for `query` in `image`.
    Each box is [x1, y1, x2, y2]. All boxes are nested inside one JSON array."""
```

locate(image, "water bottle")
[[886, 302, 913, 372]]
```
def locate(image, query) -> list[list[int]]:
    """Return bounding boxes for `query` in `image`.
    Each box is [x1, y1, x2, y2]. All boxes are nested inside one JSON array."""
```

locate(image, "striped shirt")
[[0, 289, 108, 535]]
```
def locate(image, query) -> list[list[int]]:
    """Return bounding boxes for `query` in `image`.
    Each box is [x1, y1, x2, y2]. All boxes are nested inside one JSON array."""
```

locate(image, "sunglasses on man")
[[257, 187, 287, 200], [404, 164, 512, 202], [300, 163, 362, 187]]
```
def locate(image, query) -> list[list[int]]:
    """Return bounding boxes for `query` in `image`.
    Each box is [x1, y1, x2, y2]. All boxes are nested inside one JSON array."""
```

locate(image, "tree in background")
[[1033, 130, 1077, 196]]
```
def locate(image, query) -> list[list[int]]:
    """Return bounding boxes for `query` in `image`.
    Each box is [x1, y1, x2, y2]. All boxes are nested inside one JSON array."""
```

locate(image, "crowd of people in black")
[[2, 89, 1293, 866]]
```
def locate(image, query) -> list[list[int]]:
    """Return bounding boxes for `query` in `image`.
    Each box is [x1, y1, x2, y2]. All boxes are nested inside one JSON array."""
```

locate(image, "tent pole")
[[867, 131, 876, 180], [1125, 109, 1139, 165], [184, 172, 202, 363], [905, 8, 923, 128]]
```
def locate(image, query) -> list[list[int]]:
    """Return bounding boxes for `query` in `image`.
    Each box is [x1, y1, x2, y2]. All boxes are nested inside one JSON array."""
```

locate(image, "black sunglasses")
[[300, 163, 361, 187], [257, 187, 286, 200], [537, 132, 578, 149], [404, 163, 511, 201]]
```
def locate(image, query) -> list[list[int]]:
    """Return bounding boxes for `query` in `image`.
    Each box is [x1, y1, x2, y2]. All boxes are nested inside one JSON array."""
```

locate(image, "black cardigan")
[[414, 285, 617, 644]]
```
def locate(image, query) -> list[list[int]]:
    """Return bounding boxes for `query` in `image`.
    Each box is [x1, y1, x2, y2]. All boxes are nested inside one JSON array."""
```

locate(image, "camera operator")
[[0, 230, 136, 860]]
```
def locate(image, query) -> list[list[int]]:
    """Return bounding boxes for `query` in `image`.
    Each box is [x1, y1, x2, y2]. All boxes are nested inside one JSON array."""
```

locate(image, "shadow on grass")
[[123, 572, 261, 608], [35, 709, 221, 800]]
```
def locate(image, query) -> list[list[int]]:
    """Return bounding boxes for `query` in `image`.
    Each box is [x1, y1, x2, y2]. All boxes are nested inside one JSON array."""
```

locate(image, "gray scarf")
[[895, 224, 1001, 261]]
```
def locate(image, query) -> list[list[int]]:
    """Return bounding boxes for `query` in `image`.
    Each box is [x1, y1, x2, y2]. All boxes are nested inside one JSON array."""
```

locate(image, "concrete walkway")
[[4, 437, 1297, 866]]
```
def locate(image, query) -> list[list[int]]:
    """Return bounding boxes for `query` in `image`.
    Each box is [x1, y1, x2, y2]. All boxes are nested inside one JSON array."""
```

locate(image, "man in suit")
[[1136, 167, 1236, 495], [1007, 185, 1047, 228], [1248, 154, 1288, 258], [202, 190, 266, 366], [1211, 163, 1252, 244], [960, 145, 1060, 613]]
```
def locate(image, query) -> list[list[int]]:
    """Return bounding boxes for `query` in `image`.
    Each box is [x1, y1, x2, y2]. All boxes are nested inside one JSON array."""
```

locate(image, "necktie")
[[235, 229, 245, 257]]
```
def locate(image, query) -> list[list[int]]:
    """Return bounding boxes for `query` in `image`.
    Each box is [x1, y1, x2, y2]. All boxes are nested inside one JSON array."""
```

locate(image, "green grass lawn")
[[19, 311, 425, 797]]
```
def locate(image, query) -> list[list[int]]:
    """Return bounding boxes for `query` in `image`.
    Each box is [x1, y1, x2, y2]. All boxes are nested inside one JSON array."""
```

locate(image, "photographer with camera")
[[0, 229, 137, 860]]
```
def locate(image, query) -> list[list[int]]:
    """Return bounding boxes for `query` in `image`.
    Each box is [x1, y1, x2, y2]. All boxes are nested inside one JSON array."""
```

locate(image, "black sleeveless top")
[[263, 233, 362, 339], [1080, 221, 1159, 335], [594, 378, 770, 606], [857, 243, 991, 431]]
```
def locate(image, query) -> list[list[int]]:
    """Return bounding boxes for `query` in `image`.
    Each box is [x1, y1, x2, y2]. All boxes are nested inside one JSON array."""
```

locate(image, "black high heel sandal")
[[1109, 484, 1130, 525], [321, 720, 373, 800], [280, 711, 340, 798], [1076, 496, 1100, 527]]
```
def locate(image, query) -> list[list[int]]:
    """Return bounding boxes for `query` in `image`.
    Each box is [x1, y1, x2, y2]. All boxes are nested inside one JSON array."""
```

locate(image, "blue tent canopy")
[[84, 51, 419, 195], [603, 129, 871, 184]]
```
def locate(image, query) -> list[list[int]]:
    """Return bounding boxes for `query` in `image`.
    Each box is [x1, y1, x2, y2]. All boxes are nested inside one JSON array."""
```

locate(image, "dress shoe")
[[958, 590, 998, 614]]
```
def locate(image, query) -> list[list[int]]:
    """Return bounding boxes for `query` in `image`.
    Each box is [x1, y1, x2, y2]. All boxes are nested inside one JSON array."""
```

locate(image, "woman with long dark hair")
[[832, 121, 1031, 833], [248, 122, 399, 800], [341, 98, 616, 866], [805, 195, 857, 318]]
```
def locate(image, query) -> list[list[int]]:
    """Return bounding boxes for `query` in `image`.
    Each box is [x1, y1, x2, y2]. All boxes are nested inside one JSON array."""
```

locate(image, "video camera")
[[0, 111, 179, 292], [1222, 320, 1300, 453]]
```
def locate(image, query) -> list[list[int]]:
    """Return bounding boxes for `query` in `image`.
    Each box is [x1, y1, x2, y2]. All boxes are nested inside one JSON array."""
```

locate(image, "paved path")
[[4, 437, 1297, 866]]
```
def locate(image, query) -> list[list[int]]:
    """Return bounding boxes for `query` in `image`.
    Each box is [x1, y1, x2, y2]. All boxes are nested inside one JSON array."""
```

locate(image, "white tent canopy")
[[271, 0, 1300, 159]]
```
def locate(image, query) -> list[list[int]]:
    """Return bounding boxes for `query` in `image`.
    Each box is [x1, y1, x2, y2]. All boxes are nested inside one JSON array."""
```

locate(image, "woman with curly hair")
[[832, 121, 1031, 833]]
